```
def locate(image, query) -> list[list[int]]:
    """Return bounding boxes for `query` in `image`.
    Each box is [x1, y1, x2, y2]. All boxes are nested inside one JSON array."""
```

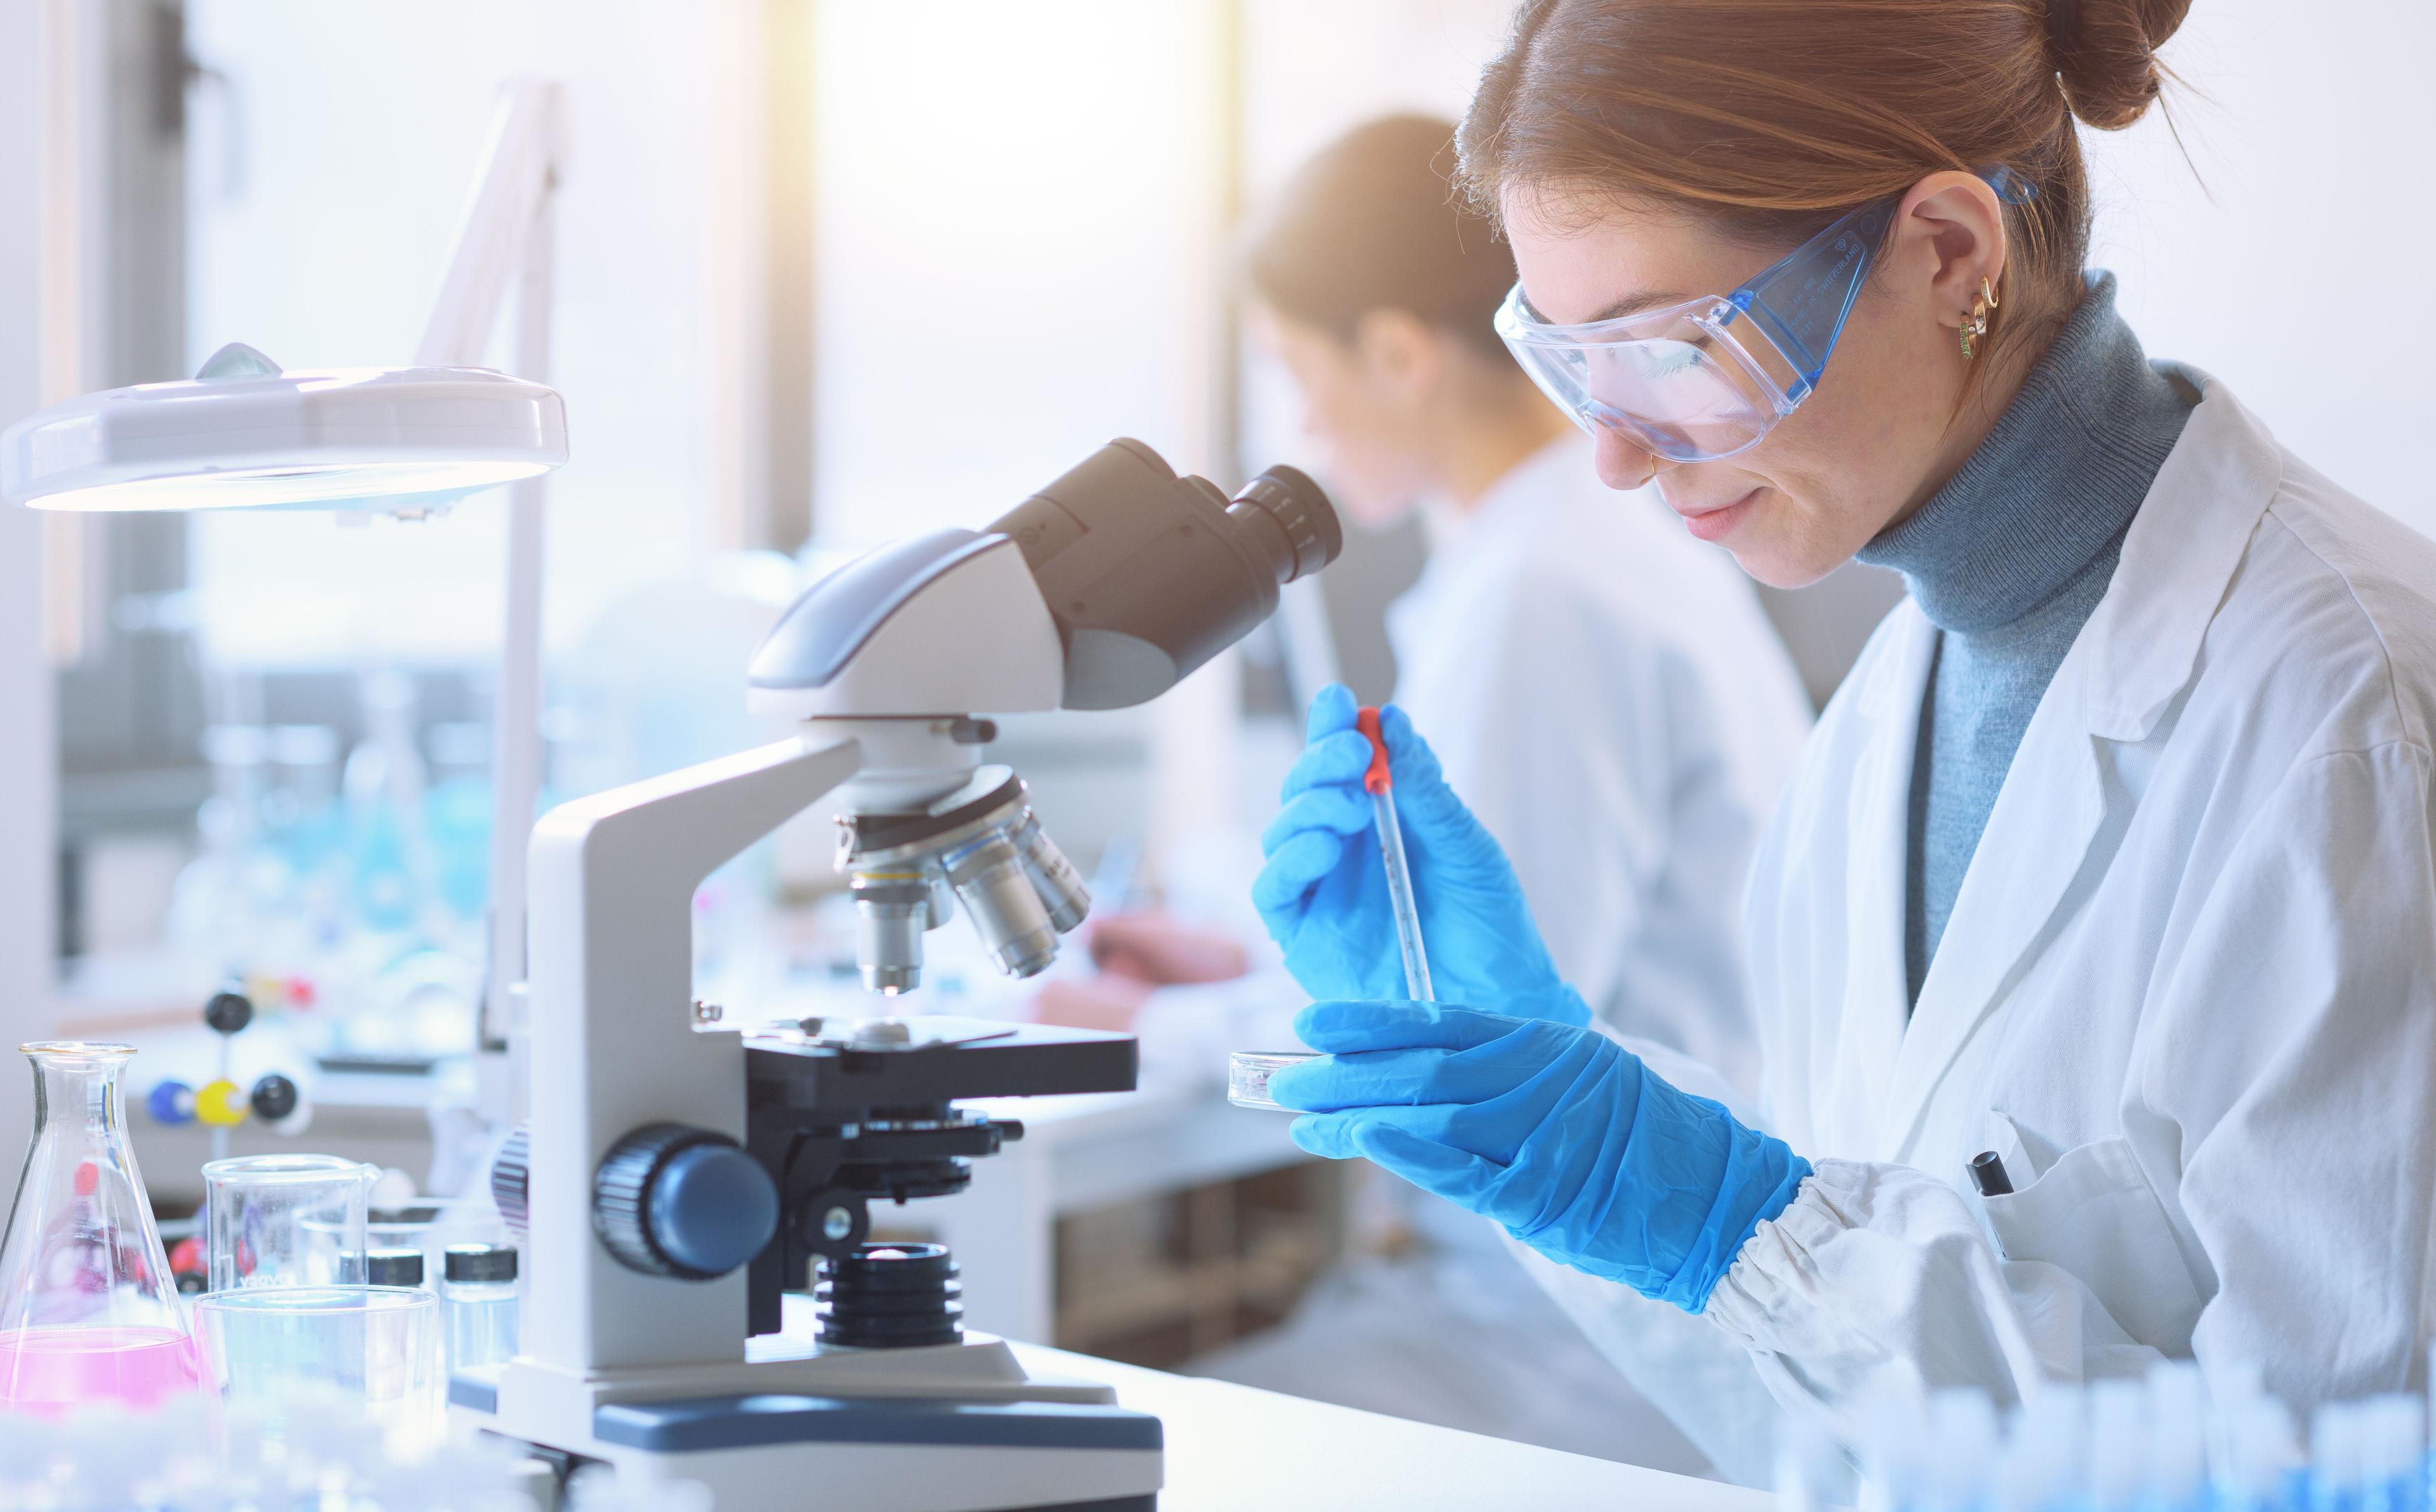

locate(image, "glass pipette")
[[1356, 707, 1433, 1001]]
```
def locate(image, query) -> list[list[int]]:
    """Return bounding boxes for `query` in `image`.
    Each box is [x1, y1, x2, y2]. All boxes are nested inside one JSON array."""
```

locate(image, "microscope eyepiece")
[[1226, 464, 1340, 585], [988, 439, 1345, 710]]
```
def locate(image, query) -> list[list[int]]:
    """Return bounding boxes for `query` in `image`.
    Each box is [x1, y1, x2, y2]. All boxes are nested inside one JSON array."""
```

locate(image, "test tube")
[[1357, 707, 1432, 1001]]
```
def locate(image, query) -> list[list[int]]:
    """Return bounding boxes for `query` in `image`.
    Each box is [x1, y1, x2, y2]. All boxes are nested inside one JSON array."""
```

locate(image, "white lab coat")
[[1390, 434, 1812, 1095], [1674, 369, 2436, 1427]]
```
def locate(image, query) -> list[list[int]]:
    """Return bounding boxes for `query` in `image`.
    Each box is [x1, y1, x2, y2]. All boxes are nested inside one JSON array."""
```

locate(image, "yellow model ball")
[[195, 1078, 249, 1127]]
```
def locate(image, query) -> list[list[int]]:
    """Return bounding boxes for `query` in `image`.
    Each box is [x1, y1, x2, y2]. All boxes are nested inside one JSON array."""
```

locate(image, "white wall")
[[178, 0, 756, 668], [2080, 0, 2435, 532], [1, 0, 62, 1162], [808, 0, 1231, 547]]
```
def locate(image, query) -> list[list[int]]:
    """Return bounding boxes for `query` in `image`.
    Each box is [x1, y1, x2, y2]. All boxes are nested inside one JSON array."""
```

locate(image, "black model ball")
[[249, 1072, 299, 1123], [203, 990, 254, 1036]]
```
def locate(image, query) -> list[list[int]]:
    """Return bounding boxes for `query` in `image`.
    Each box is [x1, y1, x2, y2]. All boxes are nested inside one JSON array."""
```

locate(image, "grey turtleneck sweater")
[[1857, 273, 2194, 1008]]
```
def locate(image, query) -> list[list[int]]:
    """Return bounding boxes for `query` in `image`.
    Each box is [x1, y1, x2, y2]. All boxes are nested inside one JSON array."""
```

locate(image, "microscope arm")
[[522, 733, 862, 1376]]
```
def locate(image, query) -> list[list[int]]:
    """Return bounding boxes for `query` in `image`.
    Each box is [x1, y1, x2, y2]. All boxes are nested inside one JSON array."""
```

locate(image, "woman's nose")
[[1592, 426, 1663, 490]]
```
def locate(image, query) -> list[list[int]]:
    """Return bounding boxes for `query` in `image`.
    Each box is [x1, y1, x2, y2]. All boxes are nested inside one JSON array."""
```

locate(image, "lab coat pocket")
[[1978, 1136, 2202, 1354]]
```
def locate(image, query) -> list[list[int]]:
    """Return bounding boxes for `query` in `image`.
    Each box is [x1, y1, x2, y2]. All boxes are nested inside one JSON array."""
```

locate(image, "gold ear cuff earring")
[[1960, 275, 1997, 360]]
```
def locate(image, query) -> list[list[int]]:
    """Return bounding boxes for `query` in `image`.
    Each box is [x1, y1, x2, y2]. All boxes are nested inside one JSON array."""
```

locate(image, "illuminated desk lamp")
[[1, 81, 570, 1114]]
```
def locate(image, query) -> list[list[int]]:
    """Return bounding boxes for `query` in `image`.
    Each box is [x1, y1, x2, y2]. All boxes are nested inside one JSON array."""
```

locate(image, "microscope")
[[456, 440, 1340, 1511]]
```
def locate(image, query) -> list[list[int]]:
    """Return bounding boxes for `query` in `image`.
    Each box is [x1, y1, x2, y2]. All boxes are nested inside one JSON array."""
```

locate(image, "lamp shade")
[[0, 343, 568, 514]]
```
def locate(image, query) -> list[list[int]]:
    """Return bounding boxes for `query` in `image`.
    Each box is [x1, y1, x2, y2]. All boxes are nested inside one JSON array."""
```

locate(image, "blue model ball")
[[147, 1080, 196, 1126]]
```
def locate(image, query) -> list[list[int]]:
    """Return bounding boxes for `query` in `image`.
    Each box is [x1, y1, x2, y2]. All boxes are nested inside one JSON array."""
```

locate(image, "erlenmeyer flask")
[[0, 1042, 199, 1412]]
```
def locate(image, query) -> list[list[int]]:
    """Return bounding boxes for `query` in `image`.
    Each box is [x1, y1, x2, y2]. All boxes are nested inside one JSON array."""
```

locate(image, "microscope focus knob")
[[593, 1124, 779, 1281], [490, 1123, 531, 1234]]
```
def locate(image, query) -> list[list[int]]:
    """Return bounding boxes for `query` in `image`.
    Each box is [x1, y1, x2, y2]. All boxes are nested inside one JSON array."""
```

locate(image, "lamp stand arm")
[[414, 81, 566, 371], [480, 171, 552, 1093], [410, 78, 568, 1122]]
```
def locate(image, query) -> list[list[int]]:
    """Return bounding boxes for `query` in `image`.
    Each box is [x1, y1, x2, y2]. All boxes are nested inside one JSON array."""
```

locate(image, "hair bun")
[[2051, 0, 2192, 130]]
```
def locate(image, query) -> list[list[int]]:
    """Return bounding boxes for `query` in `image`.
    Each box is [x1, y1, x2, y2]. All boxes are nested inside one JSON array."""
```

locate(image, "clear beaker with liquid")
[[190, 1284, 443, 1451], [204, 1152, 373, 1291], [0, 1041, 200, 1412]]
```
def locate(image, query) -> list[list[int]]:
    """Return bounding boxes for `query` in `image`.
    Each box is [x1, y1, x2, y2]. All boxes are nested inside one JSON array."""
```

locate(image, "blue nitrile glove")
[[1252, 684, 1588, 1026], [1269, 1001, 1812, 1313]]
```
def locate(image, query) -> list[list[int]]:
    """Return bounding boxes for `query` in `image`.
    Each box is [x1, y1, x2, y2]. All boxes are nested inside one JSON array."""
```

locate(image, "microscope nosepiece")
[[837, 767, 1096, 989]]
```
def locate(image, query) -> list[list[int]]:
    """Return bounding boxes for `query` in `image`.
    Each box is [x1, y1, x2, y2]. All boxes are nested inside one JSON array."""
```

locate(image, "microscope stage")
[[744, 1018, 1138, 1112]]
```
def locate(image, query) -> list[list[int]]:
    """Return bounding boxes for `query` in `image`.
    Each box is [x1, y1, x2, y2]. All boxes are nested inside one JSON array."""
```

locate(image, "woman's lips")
[[1673, 486, 1760, 544]]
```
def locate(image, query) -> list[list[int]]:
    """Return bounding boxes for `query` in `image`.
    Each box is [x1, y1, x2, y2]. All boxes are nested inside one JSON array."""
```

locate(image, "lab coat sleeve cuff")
[[1703, 1156, 2141, 1416], [1698, 1163, 1849, 1346]]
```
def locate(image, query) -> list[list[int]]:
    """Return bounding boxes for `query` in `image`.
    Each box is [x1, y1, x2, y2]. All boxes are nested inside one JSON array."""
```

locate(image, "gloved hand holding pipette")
[[1252, 684, 1590, 1027], [1252, 686, 1813, 1313]]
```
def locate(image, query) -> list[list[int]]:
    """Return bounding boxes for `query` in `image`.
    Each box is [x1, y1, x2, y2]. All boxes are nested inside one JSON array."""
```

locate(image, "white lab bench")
[[1009, 1341, 1770, 1512]]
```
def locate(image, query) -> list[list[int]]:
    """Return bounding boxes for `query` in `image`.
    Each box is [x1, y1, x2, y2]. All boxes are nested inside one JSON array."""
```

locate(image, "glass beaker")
[[191, 1286, 443, 1450], [0, 1041, 200, 1413], [203, 1154, 374, 1291]]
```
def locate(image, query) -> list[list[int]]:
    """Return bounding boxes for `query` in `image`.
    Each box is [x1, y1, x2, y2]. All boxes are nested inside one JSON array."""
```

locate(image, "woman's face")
[[1500, 179, 2000, 588], [1250, 303, 1439, 530]]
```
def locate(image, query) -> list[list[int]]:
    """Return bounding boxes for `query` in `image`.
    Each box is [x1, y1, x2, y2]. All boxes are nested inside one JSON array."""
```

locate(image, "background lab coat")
[[1391, 434, 1812, 1095], [1552, 371, 2436, 1456], [1185, 435, 1814, 1474]]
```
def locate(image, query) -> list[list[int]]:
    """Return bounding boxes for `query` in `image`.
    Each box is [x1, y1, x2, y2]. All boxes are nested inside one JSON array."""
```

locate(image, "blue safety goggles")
[[1495, 168, 2036, 462]]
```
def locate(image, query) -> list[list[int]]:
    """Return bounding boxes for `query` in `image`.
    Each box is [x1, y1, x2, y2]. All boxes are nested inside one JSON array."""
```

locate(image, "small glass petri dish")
[[1228, 1050, 1320, 1111]]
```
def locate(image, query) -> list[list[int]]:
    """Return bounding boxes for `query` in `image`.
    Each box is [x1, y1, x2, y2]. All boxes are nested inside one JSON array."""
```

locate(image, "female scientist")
[[1259, 0, 2436, 1427]]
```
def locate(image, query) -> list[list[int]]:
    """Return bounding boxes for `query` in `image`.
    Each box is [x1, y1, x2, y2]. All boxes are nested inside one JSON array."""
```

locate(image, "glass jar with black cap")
[[367, 1247, 426, 1290], [440, 1242, 518, 1372]]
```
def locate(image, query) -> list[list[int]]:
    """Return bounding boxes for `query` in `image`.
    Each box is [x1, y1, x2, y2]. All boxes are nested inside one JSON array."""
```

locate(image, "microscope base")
[[454, 1336, 1163, 1511]]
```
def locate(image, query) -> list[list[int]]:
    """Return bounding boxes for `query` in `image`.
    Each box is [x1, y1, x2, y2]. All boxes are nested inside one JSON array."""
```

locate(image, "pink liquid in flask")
[[0, 1324, 202, 1412], [0, 1324, 201, 1414]]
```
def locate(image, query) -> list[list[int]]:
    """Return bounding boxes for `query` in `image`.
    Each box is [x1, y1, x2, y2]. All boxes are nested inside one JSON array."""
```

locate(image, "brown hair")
[[1457, 0, 2191, 364], [1245, 114, 1517, 363]]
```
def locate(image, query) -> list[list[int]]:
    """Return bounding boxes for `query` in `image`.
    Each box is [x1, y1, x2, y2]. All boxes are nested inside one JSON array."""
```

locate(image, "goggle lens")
[[1505, 307, 1781, 462], [1496, 172, 2032, 462]]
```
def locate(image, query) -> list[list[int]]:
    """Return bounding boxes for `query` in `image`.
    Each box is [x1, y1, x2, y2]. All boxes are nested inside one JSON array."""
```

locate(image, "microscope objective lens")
[[943, 831, 1061, 979]]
